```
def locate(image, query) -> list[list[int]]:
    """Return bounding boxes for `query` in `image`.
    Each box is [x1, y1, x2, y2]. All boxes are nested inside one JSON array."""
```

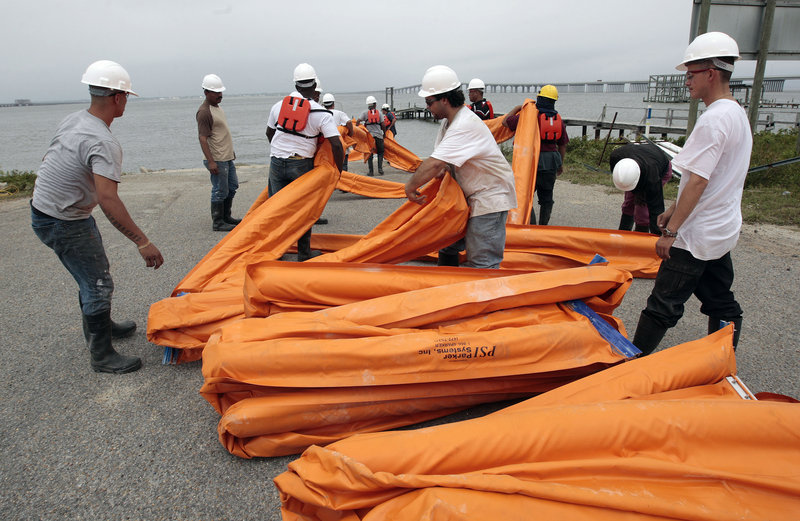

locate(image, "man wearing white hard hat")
[[357, 95, 385, 176], [467, 78, 494, 120], [632, 32, 751, 355], [266, 63, 344, 261], [197, 73, 240, 232], [609, 143, 671, 234], [405, 65, 516, 269], [381, 103, 397, 136], [322, 93, 353, 172], [31, 60, 164, 374]]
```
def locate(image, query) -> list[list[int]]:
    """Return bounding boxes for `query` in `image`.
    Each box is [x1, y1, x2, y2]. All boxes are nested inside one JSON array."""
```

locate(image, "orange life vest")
[[278, 96, 311, 132], [367, 109, 381, 124], [276, 95, 332, 140], [383, 111, 395, 128], [539, 113, 562, 141]]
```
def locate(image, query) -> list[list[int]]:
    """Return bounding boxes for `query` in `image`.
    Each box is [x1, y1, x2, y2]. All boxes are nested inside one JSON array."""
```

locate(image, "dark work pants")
[[641, 247, 742, 329]]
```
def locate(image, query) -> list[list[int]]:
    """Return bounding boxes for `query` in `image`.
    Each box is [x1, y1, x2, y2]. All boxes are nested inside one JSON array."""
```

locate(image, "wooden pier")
[[395, 106, 795, 139]]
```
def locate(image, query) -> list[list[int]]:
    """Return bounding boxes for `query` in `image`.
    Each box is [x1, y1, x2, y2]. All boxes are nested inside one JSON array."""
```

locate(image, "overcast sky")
[[2, 0, 797, 102]]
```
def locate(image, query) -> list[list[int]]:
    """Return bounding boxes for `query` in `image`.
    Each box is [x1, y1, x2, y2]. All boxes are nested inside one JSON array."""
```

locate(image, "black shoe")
[[315, 218, 328, 225], [83, 310, 142, 374], [211, 202, 235, 231], [632, 312, 668, 356], [83, 316, 136, 340], [223, 197, 241, 225], [297, 249, 323, 262]]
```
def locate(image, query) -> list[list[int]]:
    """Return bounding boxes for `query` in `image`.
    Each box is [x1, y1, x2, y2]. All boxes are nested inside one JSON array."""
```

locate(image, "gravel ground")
[[1, 161, 798, 520]]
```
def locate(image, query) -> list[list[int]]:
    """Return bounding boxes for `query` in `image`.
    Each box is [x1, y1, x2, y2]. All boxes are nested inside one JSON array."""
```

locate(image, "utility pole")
[[686, 0, 711, 137], [747, 0, 776, 134]]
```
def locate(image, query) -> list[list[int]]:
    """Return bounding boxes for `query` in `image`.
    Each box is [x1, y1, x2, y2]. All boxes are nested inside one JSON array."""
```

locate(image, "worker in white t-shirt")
[[633, 32, 751, 355], [404, 65, 517, 269], [321, 92, 353, 172], [266, 63, 344, 261]]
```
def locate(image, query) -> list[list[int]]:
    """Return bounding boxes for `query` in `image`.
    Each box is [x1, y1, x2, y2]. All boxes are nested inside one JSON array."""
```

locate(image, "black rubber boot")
[[84, 310, 142, 374], [619, 214, 634, 231], [437, 252, 460, 267], [367, 156, 375, 176], [538, 204, 553, 226], [223, 197, 241, 225], [708, 316, 742, 349], [297, 231, 322, 262], [529, 206, 537, 225], [634, 224, 650, 233], [80, 295, 135, 339], [211, 202, 235, 231], [378, 155, 385, 176], [632, 312, 668, 356]]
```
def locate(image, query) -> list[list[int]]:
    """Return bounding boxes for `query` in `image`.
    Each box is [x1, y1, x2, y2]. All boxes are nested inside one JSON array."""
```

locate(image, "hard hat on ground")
[[366, 95, 377, 106], [381, 103, 390, 110], [418, 65, 461, 97], [81, 60, 138, 96], [322, 93, 335, 105], [293, 63, 317, 87], [538, 84, 558, 100], [467, 78, 485, 90], [676, 31, 739, 71], [201, 74, 225, 92], [612, 158, 641, 191]]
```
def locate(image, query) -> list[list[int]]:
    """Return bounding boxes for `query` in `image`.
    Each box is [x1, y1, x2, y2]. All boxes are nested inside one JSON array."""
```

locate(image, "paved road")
[[1, 163, 798, 520]]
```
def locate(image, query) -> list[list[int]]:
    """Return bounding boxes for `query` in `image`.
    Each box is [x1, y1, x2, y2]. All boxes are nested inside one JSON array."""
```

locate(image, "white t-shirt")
[[430, 106, 517, 218], [267, 96, 339, 159], [671, 98, 752, 260], [331, 109, 350, 127]]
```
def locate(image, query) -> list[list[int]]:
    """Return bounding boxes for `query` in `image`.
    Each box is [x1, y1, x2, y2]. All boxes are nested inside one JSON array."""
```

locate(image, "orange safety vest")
[[276, 96, 331, 140], [367, 108, 381, 124], [539, 113, 563, 141], [278, 96, 311, 132]]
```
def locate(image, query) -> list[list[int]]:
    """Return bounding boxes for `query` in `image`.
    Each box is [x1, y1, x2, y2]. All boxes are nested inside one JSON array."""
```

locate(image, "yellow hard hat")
[[538, 84, 558, 100]]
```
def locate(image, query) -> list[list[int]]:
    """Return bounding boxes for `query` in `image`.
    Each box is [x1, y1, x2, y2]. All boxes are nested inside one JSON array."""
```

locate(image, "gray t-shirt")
[[359, 109, 384, 139], [32, 110, 123, 220]]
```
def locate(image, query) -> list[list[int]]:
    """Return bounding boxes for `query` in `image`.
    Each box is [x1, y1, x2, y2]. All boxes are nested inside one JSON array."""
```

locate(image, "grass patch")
[[557, 127, 799, 228], [0, 170, 37, 198]]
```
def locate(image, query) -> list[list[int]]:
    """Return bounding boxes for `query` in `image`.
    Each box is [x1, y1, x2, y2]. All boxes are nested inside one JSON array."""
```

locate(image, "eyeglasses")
[[425, 97, 439, 107], [685, 68, 714, 81]]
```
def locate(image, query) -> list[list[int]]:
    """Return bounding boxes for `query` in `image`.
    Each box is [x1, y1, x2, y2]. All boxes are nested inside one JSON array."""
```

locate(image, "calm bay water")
[[2, 89, 798, 173]]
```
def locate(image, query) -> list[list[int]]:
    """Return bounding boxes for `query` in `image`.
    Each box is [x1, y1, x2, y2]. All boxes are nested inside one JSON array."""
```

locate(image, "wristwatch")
[[663, 227, 678, 238]]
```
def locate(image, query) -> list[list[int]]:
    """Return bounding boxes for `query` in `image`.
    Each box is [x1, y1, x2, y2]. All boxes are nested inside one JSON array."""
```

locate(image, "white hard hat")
[[81, 60, 138, 96], [467, 78, 485, 90], [676, 31, 740, 71], [612, 158, 641, 191], [381, 103, 390, 110], [366, 95, 377, 105], [293, 63, 317, 86], [322, 93, 335, 105], [418, 65, 461, 97], [201, 74, 225, 92]]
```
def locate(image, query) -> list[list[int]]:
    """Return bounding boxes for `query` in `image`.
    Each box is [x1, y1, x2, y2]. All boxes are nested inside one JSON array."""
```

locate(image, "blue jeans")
[[268, 156, 315, 197], [205, 159, 238, 203], [642, 247, 742, 328], [440, 211, 508, 269], [31, 204, 113, 316]]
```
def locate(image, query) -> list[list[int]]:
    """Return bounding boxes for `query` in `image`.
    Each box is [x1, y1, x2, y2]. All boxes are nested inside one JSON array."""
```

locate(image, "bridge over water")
[[390, 76, 797, 96]]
